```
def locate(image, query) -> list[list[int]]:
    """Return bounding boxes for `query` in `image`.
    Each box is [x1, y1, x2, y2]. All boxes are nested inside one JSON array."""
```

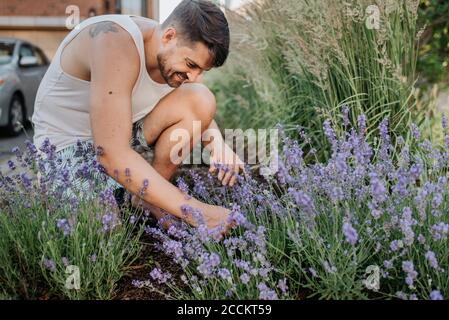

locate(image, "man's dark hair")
[[162, 0, 230, 68]]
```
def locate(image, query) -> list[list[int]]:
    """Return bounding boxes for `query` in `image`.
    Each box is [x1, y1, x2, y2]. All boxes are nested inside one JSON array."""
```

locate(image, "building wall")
[[0, 0, 157, 60], [0, 0, 118, 18], [0, 29, 67, 59]]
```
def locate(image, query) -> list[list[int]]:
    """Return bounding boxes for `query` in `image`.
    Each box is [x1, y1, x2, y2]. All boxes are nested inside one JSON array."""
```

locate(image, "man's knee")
[[180, 83, 216, 122]]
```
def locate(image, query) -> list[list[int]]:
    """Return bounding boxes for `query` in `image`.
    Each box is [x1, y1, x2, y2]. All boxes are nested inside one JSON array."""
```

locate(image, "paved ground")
[[0, 124, 34, 176]]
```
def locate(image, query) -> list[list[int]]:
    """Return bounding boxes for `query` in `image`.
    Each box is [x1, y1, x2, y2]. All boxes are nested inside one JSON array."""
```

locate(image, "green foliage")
[[417, 0, 449, 85], [208, 0, 423, 161], [0, 190, 142, 299]]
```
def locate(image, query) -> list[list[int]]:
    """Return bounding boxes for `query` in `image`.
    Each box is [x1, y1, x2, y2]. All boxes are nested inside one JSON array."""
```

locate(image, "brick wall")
[[0, 0, 118, 18], [0, 0, 158, 59]]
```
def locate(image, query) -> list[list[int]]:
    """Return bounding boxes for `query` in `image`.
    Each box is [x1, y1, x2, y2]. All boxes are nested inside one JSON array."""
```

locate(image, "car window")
[[19, 44, 34, 58], [0, 41, 15, 65], [33, 47, 48, 66]]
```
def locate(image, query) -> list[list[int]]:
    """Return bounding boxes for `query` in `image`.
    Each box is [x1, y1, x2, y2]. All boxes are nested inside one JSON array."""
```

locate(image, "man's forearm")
[[99, 147, 200, 222]]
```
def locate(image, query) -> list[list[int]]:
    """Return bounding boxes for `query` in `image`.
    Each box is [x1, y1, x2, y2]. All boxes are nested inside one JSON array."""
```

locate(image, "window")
[[19, 44, 34, 58], [19, 44, 47, 67], [33, 47, 48, 66], [0, 41, 15, 65], [116, 0, 147, 16]]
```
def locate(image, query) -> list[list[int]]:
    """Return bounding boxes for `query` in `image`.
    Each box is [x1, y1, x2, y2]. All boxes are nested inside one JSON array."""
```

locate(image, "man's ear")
[[162, 27, 177, 45]]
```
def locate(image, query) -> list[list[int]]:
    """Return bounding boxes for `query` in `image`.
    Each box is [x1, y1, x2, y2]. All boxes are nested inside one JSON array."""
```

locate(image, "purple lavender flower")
[[257, 282, 278, 300], [323, 261, 337, 274], [430, 290, 443, 300], [25, 140, 38, 157], [176, 177, 192, 200], [7, 160, 16, 171], [277, 279, 288, 295], [99, 188, 118, 208], [417, 234, 426, 244], [425, 251, 439, 270], [189, 170, 209, 199], [228, 204, 249, 228], [258, 268, 270, 278], [288, 188, 315, 217], [390, 240, 403, 252], [43, 258, 56, 272], [400, 207, 415, 246], [162, 240, 184, 260], [309, 268, 318, 278], [20, 173, 32, 189], [62, 257, 70, 267], [149, 268, 172, 284], [101, 212, 117, 232], [431, 222, 449, 241], [240, 273, 250, 284], [342, 221, 358, 245], [180, 204, 205, 226], [409, 162, 422, 180], [56, 218, 72, 236], [383, 260, 393, 269], [379, 117, 389, 142], [411, 123, 421, 140], [357, 114, 367, 136], [197, 252, 221, 278], [432, 193, 443, 209], [369, 172, 387, 203], [323, 120, 336, 145], [442, 114, 448, 130], [217, 268, 232, 281], [402, 260, 418, 287], [283, 139, 302, 168], [371, 208, 382, 219]]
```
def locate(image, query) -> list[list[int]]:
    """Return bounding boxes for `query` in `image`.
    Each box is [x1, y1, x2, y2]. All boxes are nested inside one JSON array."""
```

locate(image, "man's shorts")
[[37, 118, 153, 205]]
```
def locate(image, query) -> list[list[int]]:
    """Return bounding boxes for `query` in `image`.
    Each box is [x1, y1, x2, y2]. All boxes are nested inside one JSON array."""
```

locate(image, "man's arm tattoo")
[[89, 22, 119, 38]]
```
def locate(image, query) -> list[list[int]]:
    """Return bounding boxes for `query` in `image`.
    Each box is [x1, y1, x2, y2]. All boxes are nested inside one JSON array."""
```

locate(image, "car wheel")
[[5, 94, 25, 136]]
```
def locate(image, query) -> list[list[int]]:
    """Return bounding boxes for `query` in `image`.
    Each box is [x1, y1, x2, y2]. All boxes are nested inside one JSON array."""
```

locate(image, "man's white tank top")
[[32, 14, 173, 153]]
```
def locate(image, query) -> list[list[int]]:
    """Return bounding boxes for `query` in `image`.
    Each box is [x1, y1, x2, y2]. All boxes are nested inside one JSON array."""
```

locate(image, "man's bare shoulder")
[[87, 20, 140, 87], [88, 21, 122, 38], [86, 20, 140, 66]]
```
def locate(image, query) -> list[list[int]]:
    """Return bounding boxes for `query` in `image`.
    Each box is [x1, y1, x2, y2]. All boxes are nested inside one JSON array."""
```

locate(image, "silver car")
[[0, 37, 49, 136]]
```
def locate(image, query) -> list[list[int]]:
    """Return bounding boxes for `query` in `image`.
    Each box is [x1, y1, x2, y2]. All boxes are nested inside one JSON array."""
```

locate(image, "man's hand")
[[208, 139, 245, 187]]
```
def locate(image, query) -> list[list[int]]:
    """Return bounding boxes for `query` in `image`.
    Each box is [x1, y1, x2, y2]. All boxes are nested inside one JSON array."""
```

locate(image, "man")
[[32, 0, 244, 232]]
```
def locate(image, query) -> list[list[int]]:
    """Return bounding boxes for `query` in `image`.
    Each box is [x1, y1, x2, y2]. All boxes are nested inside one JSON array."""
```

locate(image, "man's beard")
[[157, 54, 187, 88]]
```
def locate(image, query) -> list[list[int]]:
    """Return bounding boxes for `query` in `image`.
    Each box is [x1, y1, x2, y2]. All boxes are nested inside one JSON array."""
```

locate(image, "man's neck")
[[132, 17, 166, 84]]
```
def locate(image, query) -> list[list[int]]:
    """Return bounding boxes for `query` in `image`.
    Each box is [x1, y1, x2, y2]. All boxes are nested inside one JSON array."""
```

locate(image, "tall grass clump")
[[209, 0, 423, 161], [0, 140, 143, 299]]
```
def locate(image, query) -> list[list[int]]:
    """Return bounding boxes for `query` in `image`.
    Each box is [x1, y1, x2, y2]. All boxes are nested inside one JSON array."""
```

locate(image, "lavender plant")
[[2, 110, 449, 300], [0, 140, 143, 299], [136, 112, 449, 300]]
